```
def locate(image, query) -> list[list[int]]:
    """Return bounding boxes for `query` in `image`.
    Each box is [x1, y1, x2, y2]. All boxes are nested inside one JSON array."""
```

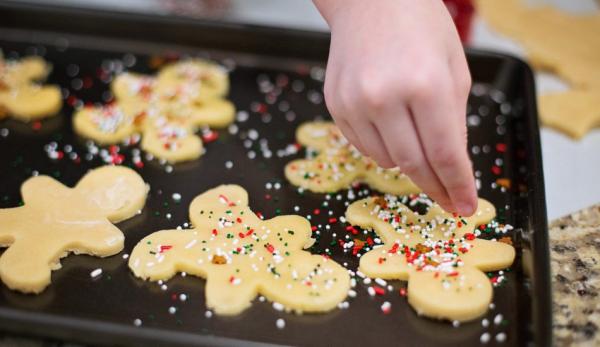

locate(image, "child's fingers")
[[356, 120, 396, 168], [334, 118, 368, 155], [376, 111, 453, 210], [410, 74, 477, 216]]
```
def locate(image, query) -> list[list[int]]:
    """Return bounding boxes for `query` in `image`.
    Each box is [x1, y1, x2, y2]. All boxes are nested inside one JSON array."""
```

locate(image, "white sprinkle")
[[363, 278, 372, 285], [276, 318, 285, 329], [494, 314, 503, 325], [367, 286, 376, 296], [172, 193, 182, 201], [480, 332, 491, 344], [168, 306, 177, 314], [496, 332, 507, 342], [482, 318, 489, 327], [375, 278, 387, 287], [380, 301, 391, 314], [348, 289, 357, 298], [90, 268, 103, 278], [161, 284, 168, 291], [205, 310, 213, 318], [133, 318, 142, 327], [273, 302, 284, 311], [452, 320, 460, 328], [185, 239, 197, 249], [122, 253, 129, 259], [225, 160, 233, 169], [179, 294, 187, 302]]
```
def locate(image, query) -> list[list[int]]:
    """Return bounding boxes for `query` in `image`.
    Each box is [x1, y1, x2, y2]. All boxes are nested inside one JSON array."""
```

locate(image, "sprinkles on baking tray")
[[0, 42, 517, 343]]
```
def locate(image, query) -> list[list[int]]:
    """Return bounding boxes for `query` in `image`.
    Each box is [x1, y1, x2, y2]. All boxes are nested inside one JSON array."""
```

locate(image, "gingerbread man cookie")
[[73, 59, 234, 163], [285, 122, 420, 194], [346, 194, 515, 322], [156, 59, 230, 100], [141, 116, 203, 162], [0, 166, 147, 293], [0, 55, 62, 121], [111, 71, 235, 128], [129, 185, 350, 315]]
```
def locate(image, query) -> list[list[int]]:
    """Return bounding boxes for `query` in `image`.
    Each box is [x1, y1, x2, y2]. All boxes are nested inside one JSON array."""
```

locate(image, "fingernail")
[[456, 200, 476, 216]]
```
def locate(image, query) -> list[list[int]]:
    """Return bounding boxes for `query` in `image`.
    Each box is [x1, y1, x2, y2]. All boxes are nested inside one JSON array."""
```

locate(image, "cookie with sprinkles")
[[285, 122, 420, 194], [0, 166, 148, 293], [156, 58, 230, 100], [0, 54, 62, 121], [140, 116, 203, 163], [346, 194, 515, 321], [72, 101, 143, 145], [112, 71, 235, 128], [129, 184, 351, 315]]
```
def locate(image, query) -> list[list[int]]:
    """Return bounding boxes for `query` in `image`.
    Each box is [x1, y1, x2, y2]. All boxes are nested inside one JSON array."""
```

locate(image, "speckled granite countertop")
[[2, 204, 600, 346], [551, 204, 600, 347]]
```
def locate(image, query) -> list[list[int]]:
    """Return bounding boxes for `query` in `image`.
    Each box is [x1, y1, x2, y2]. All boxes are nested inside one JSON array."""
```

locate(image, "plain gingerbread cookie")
[[346, 194, 515, 322], [285, 122, 420, 194], [129, 184, 350, 315], [0, 166, 147, 293]]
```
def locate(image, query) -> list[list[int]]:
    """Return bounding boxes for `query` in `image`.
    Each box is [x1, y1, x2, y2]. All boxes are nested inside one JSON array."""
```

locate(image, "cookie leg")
[[205, 270, 259, 315]]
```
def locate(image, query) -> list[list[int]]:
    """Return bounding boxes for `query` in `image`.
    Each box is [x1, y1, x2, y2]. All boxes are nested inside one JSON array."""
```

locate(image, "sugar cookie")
[[156, 59, 229, 100], [72, 102, 142, 145], [346, 194, 515, 321], [74, 59, 234, 163], [0, 166, 147, 293], [129, 185, 350, 315], [141, 117, 203, 163], [285, 122, 419, 194], [0, 55, 61, 121]]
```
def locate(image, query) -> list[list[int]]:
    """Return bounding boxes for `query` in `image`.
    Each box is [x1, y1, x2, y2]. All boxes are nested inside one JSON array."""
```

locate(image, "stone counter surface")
[[550, 204, 600, 347], [1, 204, 600, 346]]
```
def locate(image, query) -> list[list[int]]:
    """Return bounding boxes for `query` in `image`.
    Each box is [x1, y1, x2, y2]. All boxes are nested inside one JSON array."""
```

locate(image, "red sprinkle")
[[464, 233, 476, 240], [159, 245, 173, 253], [265, 243, 275, 254], [202, 130, 219, 143], [373, 286, 385, 296], [496, 143, 507, 153], [399, 288, 407, 297]]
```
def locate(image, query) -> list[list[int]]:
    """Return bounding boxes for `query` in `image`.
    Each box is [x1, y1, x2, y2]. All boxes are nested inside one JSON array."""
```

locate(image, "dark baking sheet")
[[0, 2, 551, 346]]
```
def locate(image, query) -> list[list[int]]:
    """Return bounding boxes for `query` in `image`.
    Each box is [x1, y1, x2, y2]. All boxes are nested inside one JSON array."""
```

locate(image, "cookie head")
[[75, 166, 148, 222]]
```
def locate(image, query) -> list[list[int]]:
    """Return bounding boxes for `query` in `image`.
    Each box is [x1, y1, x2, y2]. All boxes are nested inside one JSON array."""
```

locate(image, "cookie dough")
[[112, 72, 235, 128], [539, 90, 600, 139], [0, 166, 147, 293], [0, 55, 61, 121], [141, 117, 203, 163], [72, 102, 141, 145], [346, 194, 515, 321], [156, 59, 230, 100], [476, 0, 600, 138], [129, 185, 350, 315], [74, 59, 234, 163], [285, 122, 420, 194]]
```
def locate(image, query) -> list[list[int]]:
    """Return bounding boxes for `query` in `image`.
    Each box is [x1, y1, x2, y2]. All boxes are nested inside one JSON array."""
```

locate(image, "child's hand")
[[314, 0, 477, 216]]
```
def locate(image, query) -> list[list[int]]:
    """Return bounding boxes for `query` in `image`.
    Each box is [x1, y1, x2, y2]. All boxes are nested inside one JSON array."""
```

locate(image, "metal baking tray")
[[0, 2, 551, 346]]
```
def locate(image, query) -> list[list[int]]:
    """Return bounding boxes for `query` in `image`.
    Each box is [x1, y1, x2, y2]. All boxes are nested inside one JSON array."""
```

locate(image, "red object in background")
[[443, 0, 475, 43]]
